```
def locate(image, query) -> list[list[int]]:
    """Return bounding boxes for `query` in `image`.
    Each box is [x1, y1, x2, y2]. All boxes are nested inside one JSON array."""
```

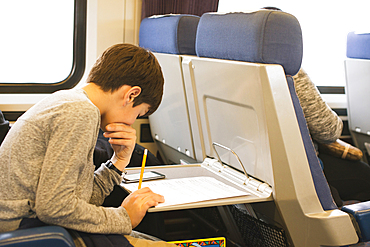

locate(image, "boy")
[[0, 44, 175, 246]]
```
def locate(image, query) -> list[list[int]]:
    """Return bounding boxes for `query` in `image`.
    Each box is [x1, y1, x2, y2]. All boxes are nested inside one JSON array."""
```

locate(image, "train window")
[[0, 0, 86, 93], [218, 0, 369, 88]]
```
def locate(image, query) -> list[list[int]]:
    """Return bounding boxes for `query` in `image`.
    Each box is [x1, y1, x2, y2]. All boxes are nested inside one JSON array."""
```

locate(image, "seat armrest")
[[342, 201, 370, 242], [0, 226, 75, 247]]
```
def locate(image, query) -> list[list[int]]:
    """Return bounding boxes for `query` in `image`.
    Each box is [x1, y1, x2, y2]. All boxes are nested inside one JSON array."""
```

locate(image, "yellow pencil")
[[138, 148, 148, 189]]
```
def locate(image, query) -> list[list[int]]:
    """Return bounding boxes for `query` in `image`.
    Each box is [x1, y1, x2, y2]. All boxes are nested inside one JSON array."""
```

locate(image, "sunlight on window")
[[0, 0, 74, 84], [218, 0, 370, 87]]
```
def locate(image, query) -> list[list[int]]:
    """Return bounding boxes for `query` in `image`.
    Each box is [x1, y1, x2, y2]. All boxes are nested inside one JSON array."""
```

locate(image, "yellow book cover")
[[169, 237, 226, 247]]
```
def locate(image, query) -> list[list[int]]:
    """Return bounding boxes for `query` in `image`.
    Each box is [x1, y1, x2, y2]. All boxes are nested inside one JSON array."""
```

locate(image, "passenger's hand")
[[103, 123, 136, 171], [121, 187, 165, 228]]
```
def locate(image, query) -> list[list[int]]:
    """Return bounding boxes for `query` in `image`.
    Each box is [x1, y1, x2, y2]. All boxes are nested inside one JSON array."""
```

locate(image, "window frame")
[[0, 0, 87, 94]]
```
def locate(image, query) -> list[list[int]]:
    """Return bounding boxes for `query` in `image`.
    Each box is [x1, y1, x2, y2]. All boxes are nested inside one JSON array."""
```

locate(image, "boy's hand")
[[104, 123, 136, 171], [121, 187, 165, 228]]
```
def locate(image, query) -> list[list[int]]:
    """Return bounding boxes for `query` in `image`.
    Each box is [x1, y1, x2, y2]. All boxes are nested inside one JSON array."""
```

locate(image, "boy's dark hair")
[[87, 43, 164, 116]]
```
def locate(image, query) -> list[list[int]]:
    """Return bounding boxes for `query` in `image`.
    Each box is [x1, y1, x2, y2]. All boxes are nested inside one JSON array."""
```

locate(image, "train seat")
[[187, 9, 304, 189], [342, 200, 370, 242], [345, 31, 370, 164], [343, 31, 370, 241], [182, 9, 358, 246], [139, 14, 201, 164], [0, 226, 75, 247]]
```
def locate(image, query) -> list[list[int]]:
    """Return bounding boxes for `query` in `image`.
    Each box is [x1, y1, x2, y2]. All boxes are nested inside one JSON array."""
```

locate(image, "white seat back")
[[345, 32, 370, 162]]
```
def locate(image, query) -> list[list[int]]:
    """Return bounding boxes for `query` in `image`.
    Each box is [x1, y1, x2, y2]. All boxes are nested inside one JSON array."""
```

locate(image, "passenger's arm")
[[293, 69, 343, 144], [89, 123, 137, 206], [89, 162, 123, 206], [35, 104, 131, 234]]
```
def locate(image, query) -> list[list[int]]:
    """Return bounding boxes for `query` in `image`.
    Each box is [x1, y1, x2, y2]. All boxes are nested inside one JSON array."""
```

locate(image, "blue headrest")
[[196, 11, 303, 76], [139, 14, 200, 55], [347, 32, 370, 59]]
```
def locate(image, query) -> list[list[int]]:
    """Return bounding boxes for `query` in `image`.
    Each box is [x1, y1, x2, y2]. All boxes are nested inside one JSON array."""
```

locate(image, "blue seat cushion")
[[0, 226, 75, 247], [347, 32, 370, 59], [342, 201, 370, 241], [196, 10, 303, 76], [139, 14, 200, 55]]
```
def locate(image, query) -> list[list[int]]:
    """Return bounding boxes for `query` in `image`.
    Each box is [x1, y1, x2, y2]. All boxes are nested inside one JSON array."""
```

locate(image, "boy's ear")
[[126, 86, 141, 104]]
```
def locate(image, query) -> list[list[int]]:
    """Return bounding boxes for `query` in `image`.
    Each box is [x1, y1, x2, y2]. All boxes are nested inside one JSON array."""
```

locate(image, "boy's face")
[[101, 102, 150, 131]]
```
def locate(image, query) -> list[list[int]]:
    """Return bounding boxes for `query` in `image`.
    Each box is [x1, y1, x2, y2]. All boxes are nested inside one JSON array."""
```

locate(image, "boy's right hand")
[[104, 123, 137, 171], [121, 187, 164, 228]]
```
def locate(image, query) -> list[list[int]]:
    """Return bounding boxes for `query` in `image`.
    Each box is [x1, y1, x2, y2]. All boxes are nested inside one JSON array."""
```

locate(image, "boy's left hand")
[[103, 123, 136, 171]]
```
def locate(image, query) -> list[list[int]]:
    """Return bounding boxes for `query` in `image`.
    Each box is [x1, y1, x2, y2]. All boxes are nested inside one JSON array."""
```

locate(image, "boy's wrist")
[[105, 160, 123, 176], [110, 154, 129, 171]]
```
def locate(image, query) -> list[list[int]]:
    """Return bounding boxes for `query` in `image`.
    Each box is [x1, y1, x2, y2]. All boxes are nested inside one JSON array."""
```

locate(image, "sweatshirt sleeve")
[[293, 69, 343, 144], [34, 102, 132, 234], [90, 163, 123, 206]]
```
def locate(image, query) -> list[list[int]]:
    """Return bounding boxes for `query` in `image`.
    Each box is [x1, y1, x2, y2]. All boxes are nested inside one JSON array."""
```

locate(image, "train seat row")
[[139, 9, 370, 246]]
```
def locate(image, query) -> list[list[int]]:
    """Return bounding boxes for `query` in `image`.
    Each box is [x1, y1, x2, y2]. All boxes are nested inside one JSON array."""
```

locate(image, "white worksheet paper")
[[122, 176, 250, 208]]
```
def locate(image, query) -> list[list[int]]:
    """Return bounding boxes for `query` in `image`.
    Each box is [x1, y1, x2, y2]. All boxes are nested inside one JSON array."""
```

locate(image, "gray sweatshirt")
[[0, 89, 131, 234]]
